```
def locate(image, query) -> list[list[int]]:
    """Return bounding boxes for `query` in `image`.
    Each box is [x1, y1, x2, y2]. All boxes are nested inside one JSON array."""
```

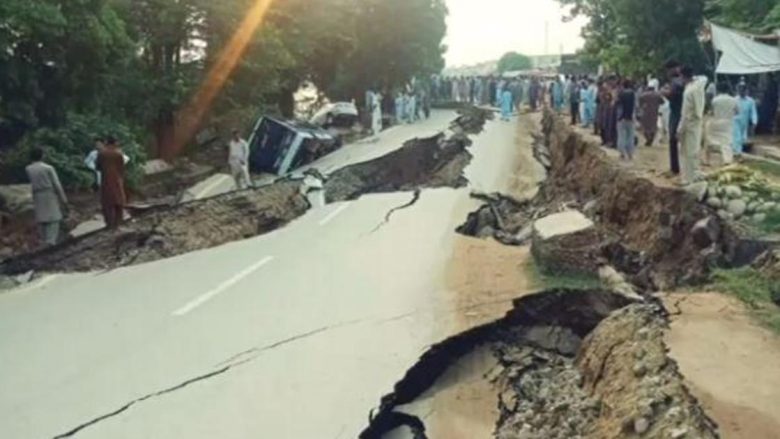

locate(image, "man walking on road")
[[228, 130, 252, 190], [665, 60, 685, 175], [26, 147, 68, 247], [97, 136, 128, 229]]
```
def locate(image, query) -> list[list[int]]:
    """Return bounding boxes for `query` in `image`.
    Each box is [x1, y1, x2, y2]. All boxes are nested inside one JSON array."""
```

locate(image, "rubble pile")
[[1, 181, 309, 274], [360, 290, 719, 439], [493, 305, 718, 439], [455, 193, 535, 245]]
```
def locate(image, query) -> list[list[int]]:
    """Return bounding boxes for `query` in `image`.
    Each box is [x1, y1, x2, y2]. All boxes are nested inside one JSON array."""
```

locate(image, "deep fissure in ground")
[[0, 107, 492, 275], [359, 110, 776, 438]]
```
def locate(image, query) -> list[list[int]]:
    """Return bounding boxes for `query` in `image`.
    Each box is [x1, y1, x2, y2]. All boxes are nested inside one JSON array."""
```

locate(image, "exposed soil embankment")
[[460, 111, 768, 290], [360, 290, 717, 439], [1, 181, 309, 274]]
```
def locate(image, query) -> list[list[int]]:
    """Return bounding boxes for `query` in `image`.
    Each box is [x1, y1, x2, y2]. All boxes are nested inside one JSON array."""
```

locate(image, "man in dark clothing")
[[97, 136, 127, 229], [569, 80, 581, 125], [616, 79, 637, 160], [664, 60, 684, 174], [758, 74, 778, 134]]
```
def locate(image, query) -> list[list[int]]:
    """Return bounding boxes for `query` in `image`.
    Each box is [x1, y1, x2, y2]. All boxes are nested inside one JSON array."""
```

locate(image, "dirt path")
[[662, 292, 780, 438]]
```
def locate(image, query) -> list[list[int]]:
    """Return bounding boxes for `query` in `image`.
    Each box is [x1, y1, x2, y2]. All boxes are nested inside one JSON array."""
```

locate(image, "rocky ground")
[[361, 108, 780, 439]]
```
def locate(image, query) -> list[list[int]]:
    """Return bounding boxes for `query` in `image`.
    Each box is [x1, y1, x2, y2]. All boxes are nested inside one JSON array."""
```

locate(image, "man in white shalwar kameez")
[[706, 83, 738, 165], [677, 68, 707, 185]]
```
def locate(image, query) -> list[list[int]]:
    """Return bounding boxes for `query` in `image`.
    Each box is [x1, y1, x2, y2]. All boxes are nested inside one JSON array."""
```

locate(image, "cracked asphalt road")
[[0, 111, 532, 439]]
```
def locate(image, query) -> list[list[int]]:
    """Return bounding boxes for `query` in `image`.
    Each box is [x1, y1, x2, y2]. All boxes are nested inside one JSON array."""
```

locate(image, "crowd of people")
[[22, 61, 771, 249], [504, 62, 764, 187]]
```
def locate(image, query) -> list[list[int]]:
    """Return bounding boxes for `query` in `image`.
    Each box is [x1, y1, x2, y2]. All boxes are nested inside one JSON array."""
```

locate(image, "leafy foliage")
[[498, 52, 533, 73], [5, 114, 146, 189], [710, 268, 780, 333], [706, 0, 780, 33], [0, 0, 448, 187], [558, 0, 708, 76]]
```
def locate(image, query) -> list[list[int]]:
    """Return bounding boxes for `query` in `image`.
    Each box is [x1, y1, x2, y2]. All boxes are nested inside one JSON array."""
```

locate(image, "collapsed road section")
[[361, 109, 778, 438], [0, 108, 492, 276], [459, 110, 772, 290], [359, 290, 718, 439]]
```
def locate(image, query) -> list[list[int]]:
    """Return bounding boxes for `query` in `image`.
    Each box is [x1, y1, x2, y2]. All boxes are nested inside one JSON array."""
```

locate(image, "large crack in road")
[[0, 107, 492, 276]]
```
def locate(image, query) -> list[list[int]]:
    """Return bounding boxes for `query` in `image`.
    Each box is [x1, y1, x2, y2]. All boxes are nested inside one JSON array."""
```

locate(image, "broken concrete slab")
[[1, 180, 310, 274], [531, 210, 603, 276], [180, 173, 236, 202], [324, 108, 490, 203]]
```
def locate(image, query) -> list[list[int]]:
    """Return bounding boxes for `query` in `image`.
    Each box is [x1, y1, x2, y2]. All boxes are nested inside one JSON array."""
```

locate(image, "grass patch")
[[759, 210, 780, 234], [709, 268, 780, 334], [524, 259, 603, 291], [745, 158, 780, 180]]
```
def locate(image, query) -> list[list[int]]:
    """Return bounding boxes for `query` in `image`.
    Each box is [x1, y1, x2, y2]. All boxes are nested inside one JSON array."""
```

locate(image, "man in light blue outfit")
[[579, 82, 590, 127], [732, 84, 758, 156], [501, 86, 513, 121], [583, 80, 597, 127]]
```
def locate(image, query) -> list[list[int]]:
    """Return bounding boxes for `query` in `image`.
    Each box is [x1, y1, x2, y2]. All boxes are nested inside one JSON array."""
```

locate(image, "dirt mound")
[[1, 180, 309, 274], [359, 290, 718, 438]]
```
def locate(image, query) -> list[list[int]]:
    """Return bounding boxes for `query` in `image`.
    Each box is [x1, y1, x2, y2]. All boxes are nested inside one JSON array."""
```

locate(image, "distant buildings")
[[443, 53, 595, 77]]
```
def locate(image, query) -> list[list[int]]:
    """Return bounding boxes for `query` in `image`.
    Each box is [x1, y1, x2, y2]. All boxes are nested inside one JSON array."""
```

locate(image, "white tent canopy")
[[711, 22, 780, 74]]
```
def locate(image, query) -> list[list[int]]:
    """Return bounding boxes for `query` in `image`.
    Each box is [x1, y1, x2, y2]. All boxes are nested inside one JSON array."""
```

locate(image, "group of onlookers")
[[551, 61, 763, 186]]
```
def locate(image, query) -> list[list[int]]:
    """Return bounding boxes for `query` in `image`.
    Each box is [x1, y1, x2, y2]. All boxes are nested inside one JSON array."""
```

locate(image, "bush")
[[2, 113, 147, 189]]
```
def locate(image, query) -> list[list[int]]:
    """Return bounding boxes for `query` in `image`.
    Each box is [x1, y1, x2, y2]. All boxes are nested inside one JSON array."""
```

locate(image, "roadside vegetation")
[[524, 259, 603, 291], [709, 268, 780, 333], [0, 0, 447, 188]]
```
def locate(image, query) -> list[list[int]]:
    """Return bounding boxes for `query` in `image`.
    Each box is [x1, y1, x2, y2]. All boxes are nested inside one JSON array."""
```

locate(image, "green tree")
[[498, 52, 533, 72], [558, 0, 708, 76], [707, 0, 780, 32]]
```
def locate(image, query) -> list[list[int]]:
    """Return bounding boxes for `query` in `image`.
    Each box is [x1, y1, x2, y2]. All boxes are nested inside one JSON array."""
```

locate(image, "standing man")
[[97, 136, 128, 229], [26, 147, 68, 247], [664, 60, 685, 175], [84, 137, 105, 189], [500, 85, 513, 121], [569, 79, 581, 125], [638, 84, 664, 146], [616, 79, 637, 161], [677, 67, 707, 185], [228, 130, 252, 190], [707, 82, 739, 164], [733, 83, 758, 158]]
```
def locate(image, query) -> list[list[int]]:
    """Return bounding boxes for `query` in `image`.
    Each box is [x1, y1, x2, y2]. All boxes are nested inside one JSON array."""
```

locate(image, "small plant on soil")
[[524, 259, 602, 291], [709, 268, 780, 334]]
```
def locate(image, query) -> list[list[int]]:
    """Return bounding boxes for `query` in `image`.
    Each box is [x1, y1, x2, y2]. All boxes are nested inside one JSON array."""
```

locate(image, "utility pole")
[[545, 21, 550, 55]]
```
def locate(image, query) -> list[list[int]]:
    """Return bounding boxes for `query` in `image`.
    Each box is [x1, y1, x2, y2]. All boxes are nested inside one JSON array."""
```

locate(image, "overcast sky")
[[444, 0, 588, 67]]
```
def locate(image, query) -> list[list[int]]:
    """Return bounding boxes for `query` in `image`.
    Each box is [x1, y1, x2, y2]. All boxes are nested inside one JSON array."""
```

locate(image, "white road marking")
[[319, 203, 351, 226], [10, 274, 60, 295], [195, 175, 231, 199], [172, 256, 274, 317]]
